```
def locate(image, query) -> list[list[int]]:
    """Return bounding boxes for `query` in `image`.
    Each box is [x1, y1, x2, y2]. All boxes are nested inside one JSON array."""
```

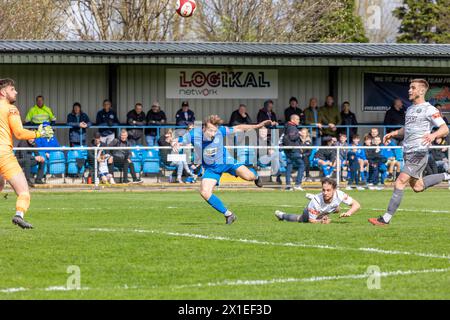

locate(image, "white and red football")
[[176, 0, 196, 18]]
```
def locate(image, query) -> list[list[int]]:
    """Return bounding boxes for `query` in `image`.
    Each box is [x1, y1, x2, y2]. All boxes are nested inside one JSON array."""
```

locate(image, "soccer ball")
[[176, 0, 196, 18]]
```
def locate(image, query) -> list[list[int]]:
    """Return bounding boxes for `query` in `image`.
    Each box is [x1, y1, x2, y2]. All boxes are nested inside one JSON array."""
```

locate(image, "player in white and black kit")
[[275, 178, 361, 224], [369, 79, 450, 226]]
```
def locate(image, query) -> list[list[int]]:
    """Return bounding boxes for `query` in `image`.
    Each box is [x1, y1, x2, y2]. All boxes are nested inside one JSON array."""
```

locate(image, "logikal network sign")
[[364, 72, 450, 112], [166, 69, 278, 99]]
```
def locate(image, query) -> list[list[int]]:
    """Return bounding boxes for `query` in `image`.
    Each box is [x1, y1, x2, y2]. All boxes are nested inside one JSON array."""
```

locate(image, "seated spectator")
[[304, 97, 322, 146], [35, 123, 60, 162], [383, 98, 405, 134], [67, 102, 91, 146], [368, 127, 380, 143], [126, 103, 146, 145], [315, 136, 336, 178], [431, 137, 449, 173], [175, 101, 195, 126], [16, 138, 45, 186], [284, 97, 305, 124], [381, 139, 401, 181], [229, 104, 252, 126], [360, 134, 372, 183], [318, 95, 341, 138], [366, 136, 387, 190], [108, 129, 142, 184], [96, 99, 120, 145], [97, 151, 115, 185], [435, 104, 449, 125], [158, 129, 196, 183], [299, 128, 312, 182], [146, 101, 167, 146], [25, 95, 56, 125], [339, 101, 358, 138]]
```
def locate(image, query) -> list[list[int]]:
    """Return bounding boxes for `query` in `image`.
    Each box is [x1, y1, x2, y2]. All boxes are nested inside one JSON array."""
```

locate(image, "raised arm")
[[340, 199, 361, 218], [233, 120, 273, 133], [9, 108, 38, 140]]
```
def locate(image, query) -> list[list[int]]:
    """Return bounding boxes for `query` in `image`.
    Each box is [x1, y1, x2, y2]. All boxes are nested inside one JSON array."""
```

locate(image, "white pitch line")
[[2, 268, 449, 294], [171, 267, 450, 289], [88, 228, 450, 260]]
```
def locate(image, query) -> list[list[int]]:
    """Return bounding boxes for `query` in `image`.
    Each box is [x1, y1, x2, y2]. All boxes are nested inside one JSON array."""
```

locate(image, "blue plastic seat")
[[48, 151, 66, 175]]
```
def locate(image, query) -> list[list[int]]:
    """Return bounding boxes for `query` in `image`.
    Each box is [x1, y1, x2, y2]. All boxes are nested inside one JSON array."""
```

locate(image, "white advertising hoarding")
[[166, 68, 278, 99]]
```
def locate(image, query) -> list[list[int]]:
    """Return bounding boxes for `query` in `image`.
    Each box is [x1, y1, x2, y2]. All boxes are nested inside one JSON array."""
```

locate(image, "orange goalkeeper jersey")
[[0, 99, 37, 155]]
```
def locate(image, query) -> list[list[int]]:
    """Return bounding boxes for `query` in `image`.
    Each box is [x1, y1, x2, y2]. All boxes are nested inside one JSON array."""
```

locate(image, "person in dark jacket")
[[315, 136, 336, 177], [175, 101, 195, 126], [383, 99, 405, 134], [126, 103, 146, 144], [67, 102, 92, 147], [16, 139, 46, 186], [257, 99, 278, 124], [108, 129, 142, 184], [282, 114, 304, 190], [365, 136, 387, 188], [284, 96, 305, 124], [318, 95, 341, 138], [96, 99, 120, 144], [229, 104, 252, 126], [146, 101, 167, 146], [339, 101, 358, 138]]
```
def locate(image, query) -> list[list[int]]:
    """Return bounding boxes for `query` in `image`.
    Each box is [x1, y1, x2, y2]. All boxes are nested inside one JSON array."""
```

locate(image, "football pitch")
[[0, 189, 449, 300]]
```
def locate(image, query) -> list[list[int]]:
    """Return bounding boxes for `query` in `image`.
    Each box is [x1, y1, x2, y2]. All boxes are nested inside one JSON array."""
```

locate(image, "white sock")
[[443, 173, 450, 181], [15, 211, 24, 218], [225, 210, 233, 217], [382, 213, 392, 223]]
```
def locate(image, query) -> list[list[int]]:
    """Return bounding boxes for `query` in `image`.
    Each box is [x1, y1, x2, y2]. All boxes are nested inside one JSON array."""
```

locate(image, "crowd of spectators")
[[16, 94, 448, 187]]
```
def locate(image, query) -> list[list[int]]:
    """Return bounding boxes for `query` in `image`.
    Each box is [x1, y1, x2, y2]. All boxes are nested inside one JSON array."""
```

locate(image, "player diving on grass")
[[173, 115, 275, 224], [0, 78, 54, 229], [369, 79, 450, 226], [275, 178, 361, 224]]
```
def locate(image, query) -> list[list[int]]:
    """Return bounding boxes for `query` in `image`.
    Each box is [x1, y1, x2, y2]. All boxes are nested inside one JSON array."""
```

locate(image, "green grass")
[[0, 189, 449, 299]]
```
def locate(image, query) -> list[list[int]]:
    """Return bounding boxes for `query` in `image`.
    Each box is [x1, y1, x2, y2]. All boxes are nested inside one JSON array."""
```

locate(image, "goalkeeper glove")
[[35, 124, 54, 139]]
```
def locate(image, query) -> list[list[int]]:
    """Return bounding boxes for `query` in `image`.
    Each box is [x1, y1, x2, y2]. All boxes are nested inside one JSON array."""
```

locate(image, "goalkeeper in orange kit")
[[0, 78, 54, 229]]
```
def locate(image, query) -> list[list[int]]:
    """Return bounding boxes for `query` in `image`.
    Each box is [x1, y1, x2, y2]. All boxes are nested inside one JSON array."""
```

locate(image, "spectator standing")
[[282, 114, 304, 191], [383, 98, 405, 134], [299, 128, 312, 182], [16, 139, 45, 186], [25, 95, 56, 125], [175, 101, 195, 126], [318, 95, 341, 138], [304, 97, 322, 146], [126, 103, 146, 145], [67, 102, 91, 146], [284, 97, 305, 124], [145, 101, 167, 146], [96, 99, 120, 145], [339, 101, 358, 138]]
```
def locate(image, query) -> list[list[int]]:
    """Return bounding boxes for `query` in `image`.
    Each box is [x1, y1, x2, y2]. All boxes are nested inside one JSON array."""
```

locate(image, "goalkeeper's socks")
[[207, 194, 228, 215]]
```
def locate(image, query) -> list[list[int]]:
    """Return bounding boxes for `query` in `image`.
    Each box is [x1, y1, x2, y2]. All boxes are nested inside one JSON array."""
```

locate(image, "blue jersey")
[[184, 126, 236, 169]]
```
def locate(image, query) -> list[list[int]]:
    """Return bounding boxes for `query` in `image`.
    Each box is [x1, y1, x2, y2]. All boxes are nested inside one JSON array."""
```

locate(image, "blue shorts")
[[202, 164, 245, 183]]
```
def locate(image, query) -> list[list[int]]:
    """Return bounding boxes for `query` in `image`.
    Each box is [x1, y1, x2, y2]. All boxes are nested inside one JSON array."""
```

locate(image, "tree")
[[0, 0, 65, 40], [271, 0, 368, 43], [58, 0, 176, 41], [393, 0, 450, 43]]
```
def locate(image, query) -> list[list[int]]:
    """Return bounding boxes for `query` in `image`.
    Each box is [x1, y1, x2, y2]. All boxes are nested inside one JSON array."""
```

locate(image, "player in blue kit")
[[174, 115, 274, 224]]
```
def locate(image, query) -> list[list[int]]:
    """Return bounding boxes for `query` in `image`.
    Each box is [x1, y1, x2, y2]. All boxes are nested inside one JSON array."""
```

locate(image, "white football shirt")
[[307, 190, 353, 220]]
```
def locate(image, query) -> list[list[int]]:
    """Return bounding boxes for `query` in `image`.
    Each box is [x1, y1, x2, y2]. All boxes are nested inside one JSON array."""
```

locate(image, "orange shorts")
[[0, 152, 23, 181]]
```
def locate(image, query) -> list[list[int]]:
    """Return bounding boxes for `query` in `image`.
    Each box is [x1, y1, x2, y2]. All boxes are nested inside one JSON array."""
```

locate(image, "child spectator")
[[366, 136, 387, 190], [299, 128, 312, 182], [315, 136, 336, 178], [382, 139, 401, 181], [336, 133, 349, 182], [97, 152, 115, 185]]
